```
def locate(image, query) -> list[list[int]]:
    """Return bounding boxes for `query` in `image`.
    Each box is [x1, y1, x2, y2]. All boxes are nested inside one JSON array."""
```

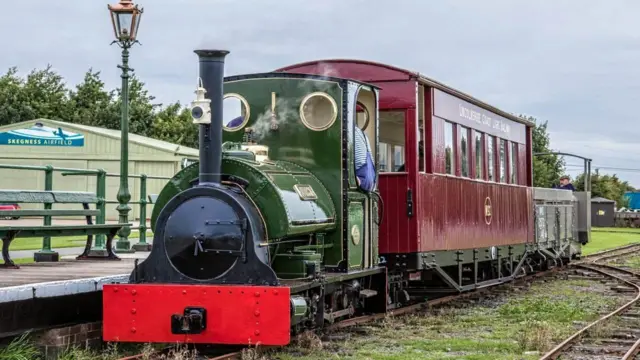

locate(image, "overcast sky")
[[2, 0, 639, 187]]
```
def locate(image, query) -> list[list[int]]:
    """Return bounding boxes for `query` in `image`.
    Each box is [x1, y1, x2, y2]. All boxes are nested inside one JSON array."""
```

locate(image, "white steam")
[[245, 62, 344, 143], [249, 97, 300, 142], [295, 62, 343, 95]]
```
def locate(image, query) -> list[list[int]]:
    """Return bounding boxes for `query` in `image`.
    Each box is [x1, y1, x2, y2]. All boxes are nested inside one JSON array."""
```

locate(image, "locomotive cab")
[[148, 71, 383, 279]]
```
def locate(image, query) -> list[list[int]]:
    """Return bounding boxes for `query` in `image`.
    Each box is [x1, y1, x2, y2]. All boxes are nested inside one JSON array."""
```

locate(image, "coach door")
[[377, 109, 417, 254]]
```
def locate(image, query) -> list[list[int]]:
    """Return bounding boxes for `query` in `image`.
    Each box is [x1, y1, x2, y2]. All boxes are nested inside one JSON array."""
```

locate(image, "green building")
[[0, 119, 197, 221]]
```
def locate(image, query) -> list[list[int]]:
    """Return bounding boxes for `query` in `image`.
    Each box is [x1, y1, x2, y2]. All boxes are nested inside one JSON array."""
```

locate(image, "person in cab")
[[354, 126, 376, 192], [555, 175, 576, 191]]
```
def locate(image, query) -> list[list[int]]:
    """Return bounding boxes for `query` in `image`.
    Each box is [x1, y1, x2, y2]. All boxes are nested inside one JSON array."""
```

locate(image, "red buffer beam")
[[103, 284, 291, 346]]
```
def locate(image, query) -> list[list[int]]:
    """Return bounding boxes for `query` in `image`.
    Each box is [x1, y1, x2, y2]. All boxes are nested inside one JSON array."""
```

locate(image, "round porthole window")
[[299, 92, 338, 131], [223, 93, 250, 132]]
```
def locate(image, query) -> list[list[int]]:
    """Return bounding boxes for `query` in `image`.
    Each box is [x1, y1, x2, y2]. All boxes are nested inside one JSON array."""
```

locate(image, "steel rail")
[[623, 337, 640, 360], [540, 263, 640, 360], [584, 244, 640, 262], [579, 243, 640, 263]]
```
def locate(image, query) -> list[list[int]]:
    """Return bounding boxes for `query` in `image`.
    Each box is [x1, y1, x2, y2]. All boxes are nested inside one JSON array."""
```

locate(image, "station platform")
[[0, 252, 148, 337], [0, 252, 148, 300]]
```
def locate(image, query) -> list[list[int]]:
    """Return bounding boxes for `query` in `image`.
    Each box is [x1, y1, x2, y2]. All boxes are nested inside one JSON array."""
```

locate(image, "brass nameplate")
[[351, 225, 361, 245], [293, 184, 317, 201]]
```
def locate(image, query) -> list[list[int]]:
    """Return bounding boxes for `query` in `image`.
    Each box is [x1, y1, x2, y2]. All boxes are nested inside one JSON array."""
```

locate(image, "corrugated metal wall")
[[0, 120, 187, 221]]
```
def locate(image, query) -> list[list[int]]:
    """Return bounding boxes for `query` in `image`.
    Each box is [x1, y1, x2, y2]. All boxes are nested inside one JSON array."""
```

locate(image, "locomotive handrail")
[[534, 152, 592, 162], [534, 151, 592, 192]]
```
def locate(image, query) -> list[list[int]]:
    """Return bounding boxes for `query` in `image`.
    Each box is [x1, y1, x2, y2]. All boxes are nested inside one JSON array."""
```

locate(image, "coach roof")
[[276, 59, 534, 127]]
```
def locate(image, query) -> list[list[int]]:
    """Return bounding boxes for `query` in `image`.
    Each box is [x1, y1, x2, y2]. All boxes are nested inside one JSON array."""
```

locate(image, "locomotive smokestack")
[[195, 49, 229, 185]]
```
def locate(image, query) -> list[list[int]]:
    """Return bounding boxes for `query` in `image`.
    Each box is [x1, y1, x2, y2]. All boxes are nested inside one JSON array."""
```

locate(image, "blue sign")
[[0, 123, 84, 147]]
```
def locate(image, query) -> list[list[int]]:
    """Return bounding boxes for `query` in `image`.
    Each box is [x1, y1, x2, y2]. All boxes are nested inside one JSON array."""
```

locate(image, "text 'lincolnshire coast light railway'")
[[101, 49, 592, 346]]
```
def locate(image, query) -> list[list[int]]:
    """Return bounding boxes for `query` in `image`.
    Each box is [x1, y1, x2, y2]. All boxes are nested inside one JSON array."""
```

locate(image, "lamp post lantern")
[[109, 0, 143, 253]]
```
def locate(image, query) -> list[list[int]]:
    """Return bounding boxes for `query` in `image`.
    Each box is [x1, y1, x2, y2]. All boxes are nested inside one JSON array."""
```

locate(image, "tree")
[[150, 102, 198, 148], [67, 68, 118, 127], [21, 65, 71, 121], [574, 170, 636, 207], [103, 75, 161, 136], [521, 115, 565, 188], [0, 67, 29, 126], [0, 65, 70, 126]]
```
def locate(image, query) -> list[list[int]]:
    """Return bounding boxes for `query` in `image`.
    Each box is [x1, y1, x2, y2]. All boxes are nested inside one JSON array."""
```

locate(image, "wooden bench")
[[0, 190, 130, 268]]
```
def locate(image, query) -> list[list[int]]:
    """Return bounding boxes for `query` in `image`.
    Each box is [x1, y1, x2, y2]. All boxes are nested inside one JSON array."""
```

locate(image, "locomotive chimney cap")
[[194, 49, 230, 58]]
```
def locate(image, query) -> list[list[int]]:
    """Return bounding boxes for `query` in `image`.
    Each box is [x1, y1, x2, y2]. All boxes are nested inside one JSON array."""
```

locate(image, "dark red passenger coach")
[[276, 60, 534, 260]]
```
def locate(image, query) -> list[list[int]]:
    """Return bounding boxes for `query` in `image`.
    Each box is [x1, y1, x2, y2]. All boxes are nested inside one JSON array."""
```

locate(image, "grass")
[[10, 258, 35, 265], [0, 333, 40, 360], [0, 338, 189, 360], [582, 230, 640, 255], [266, 278, 622, 360], [592, 227, 640, 233], [0, 258, 37, 266], [616, 255, 640, 269], [54, 343, 161, 360], [8, 230, 154, 251]]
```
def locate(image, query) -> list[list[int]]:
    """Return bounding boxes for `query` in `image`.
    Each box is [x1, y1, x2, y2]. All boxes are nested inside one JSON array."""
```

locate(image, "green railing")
[[0, 164, 171, 256]]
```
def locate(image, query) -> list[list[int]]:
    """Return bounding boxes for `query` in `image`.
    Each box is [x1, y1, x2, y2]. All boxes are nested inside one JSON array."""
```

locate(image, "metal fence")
[[0, 164, 171, 252]]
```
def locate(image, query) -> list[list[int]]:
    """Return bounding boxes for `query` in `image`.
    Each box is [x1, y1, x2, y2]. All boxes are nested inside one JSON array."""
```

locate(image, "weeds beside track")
[[541, 246, 640, 359]]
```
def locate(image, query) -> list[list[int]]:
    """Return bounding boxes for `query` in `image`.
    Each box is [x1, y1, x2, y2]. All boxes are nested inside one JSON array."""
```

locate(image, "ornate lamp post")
[[108, 0, 143, 253]]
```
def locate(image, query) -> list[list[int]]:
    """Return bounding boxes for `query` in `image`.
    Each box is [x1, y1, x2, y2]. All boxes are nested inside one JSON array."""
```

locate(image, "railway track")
[[116, 265, 557, 359], [541, 247, 640, 360], [117, 244, 640, 360], [580, 243, 640, 264]]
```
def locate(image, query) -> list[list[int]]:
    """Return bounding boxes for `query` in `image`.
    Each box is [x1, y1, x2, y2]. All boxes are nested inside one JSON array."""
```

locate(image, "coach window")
[[460, 126, 470, 177], [394, 146, 404, 171], [379, 143, 389, 171], [499, 139, 506, 183], [444, 121, 455, 175], [510, 142, 518, 184], [487, 136, 495, 182], [379, 111, 405, 172], [475, 132, 483, 179]]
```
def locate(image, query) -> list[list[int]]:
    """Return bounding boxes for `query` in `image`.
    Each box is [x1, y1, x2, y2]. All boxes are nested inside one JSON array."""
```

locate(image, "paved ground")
[[0, 258, 146, 288], [3, 247, 150, 288]]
